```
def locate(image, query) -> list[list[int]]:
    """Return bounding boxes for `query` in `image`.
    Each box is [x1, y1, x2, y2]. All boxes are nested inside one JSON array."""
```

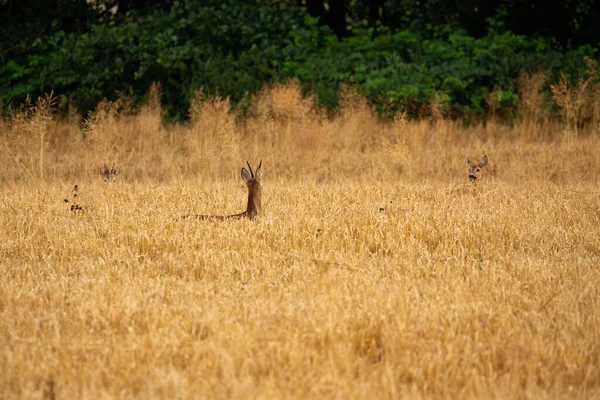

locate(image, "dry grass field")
[[1, 83, 600, 399]]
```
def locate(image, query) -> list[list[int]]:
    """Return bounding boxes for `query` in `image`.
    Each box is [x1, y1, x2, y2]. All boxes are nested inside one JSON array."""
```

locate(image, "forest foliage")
[[1, 0, 599, 120]]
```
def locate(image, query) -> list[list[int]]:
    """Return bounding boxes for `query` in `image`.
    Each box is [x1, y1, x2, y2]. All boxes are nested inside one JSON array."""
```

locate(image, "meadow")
[[1, 83, 599, 399]]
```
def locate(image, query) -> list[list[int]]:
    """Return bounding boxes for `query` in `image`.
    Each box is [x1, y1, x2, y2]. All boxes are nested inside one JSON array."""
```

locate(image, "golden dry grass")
[[1, 83, 600, 399]]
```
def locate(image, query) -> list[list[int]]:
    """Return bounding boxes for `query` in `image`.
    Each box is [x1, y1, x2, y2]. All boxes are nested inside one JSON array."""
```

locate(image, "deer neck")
[[245, 186, 262, 219]]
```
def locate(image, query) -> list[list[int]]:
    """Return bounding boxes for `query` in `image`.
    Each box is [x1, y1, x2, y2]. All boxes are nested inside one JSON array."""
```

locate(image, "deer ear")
[[466, 157, 473, 166], [241, 168, 252, 183], [255, 161, 262, 180], [479, 155, 488, 167]]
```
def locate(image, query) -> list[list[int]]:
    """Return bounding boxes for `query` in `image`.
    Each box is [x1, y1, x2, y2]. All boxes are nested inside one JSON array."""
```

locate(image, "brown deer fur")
[[181, 161, 262, 220]]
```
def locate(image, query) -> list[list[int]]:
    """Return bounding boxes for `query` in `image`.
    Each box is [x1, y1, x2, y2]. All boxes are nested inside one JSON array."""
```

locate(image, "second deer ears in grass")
[[466, 155, 488, 168], [241, 160, 262, 185]]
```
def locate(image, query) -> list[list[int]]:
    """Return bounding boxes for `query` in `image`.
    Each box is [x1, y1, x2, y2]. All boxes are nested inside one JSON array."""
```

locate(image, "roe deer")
[[181, 161, 262, 220], [99, 163, 121, 183], [466, 155, 488, 184]]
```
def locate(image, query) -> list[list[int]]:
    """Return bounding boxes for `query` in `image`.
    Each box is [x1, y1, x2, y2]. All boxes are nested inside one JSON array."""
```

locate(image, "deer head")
[[466, 155, 488, 183], [99, 163, 121, 183]]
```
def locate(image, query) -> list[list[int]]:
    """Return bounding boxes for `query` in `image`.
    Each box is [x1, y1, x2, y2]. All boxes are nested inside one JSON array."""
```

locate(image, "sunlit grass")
[[1, 82, 599, 398]]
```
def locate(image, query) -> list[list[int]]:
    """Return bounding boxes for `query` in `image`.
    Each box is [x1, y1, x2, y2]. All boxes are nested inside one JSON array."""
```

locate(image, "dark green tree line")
[[1, 0, 598, 120]]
